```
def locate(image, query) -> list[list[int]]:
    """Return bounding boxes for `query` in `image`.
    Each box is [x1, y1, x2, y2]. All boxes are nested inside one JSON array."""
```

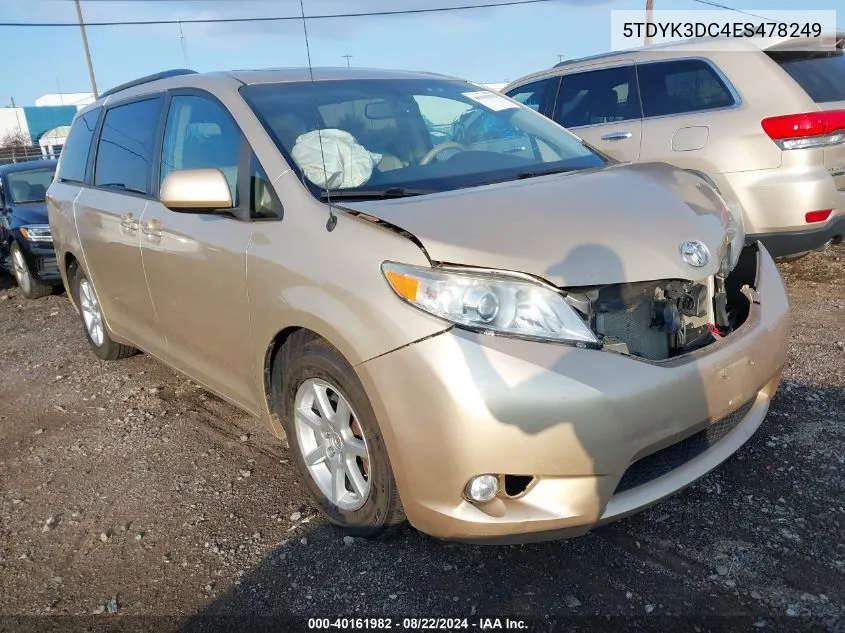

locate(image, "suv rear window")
[[767, 50, 845, 103], [57, 109, 100, 184]]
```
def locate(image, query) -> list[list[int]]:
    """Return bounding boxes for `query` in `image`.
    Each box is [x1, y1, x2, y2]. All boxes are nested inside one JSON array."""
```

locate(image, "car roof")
[[81, 66, 467, 113], [0, 159, 58, 174], [507, 32, 845, 88]]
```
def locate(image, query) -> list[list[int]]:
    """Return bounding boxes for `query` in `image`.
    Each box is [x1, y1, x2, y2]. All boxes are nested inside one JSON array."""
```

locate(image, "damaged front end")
[[562, 244, 760, 362]]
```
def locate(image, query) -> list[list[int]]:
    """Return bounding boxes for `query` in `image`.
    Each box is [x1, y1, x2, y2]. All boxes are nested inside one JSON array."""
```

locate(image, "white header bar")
[[610, 10, 838, 52]]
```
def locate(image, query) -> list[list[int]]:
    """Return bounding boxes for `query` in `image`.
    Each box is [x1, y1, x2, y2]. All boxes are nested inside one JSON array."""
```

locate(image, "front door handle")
[[141, 218, 162, 239], [601, 131, 633, 141], [120, 212, 139, 233]]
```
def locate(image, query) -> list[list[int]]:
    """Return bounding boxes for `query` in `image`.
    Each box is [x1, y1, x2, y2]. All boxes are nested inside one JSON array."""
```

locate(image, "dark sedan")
[[0, 159, 61, 298]]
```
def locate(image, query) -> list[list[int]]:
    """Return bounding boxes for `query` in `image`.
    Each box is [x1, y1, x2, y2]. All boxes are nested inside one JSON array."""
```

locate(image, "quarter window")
[[637, 59, 736, 117], [555, 65, 641, 128], [505, 78, 556, 112], [160, 95, 241, 205], [94, 98, 162, 194], [250, 154, 279, 220], [57, 108, 100, 184]]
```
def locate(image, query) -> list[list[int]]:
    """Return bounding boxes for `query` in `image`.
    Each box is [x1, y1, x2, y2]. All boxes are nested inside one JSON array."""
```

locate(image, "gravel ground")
[[0, 246, 843, 633]]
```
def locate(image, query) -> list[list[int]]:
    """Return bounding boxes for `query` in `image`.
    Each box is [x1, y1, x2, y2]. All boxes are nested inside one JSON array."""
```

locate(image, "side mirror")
[[160, 168, 233, 213]]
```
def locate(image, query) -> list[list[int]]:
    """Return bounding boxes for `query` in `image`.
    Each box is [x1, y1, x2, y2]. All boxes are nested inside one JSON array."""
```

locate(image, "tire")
[[280, 330, 405, 538], [10, 241, 51, 299], [69, 263, 137, 361]]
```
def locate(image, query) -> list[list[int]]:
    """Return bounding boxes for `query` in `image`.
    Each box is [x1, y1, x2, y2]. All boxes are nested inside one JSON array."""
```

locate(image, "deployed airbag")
[[291, 129, 382, 189]]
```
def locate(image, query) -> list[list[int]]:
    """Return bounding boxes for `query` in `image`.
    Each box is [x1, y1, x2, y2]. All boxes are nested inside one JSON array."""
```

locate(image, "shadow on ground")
[[174, 382, 844, 633]]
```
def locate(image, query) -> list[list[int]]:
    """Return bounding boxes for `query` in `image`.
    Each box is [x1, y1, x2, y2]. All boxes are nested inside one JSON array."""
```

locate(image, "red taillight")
[[762, 110, 845, 140], [805, 209, 833, 224]]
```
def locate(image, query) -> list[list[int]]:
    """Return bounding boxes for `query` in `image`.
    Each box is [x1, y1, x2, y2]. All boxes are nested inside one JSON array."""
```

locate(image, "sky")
[[1, 0, 843, 106]]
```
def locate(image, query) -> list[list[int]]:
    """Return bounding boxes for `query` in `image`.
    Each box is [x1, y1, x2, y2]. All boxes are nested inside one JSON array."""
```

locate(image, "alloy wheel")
[[293, 378, 372, 511], [78, 278, 105, 347]]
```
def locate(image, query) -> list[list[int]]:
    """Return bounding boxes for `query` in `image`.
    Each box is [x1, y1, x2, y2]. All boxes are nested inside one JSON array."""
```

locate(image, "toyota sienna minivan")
[[47, 67, 789, 543]]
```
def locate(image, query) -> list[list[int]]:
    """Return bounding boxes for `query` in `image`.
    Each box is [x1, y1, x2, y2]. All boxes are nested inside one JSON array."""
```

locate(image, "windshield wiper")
[[320, 187, 434, 201], [514, 166, 578, 180]]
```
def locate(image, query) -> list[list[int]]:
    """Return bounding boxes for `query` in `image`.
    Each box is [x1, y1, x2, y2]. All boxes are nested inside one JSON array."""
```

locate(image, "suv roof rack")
[[98, 69, 198, 100]]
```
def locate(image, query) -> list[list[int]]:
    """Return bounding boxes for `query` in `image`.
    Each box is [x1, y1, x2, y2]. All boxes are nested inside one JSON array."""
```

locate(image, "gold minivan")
[[504, 35, 845, 259], [47, 67, 789, 543]]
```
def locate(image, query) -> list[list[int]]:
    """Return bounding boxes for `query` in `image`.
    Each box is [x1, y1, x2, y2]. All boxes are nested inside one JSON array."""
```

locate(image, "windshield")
[[6, 168, 56, 204], [240, 78, 607, 199]]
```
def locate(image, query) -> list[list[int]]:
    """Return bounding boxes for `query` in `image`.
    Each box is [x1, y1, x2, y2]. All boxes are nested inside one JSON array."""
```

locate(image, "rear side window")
[[504, 78, 556, 112], [57, 109, 100, 184], [554, 65, 641, 128], [94, 97, 162, 195], [768, 51, 845, 103], [637, 59, 736, 117]]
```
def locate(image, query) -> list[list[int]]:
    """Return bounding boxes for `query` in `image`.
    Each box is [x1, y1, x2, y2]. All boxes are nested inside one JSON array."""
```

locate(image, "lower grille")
[[613, 398, 756, 495]]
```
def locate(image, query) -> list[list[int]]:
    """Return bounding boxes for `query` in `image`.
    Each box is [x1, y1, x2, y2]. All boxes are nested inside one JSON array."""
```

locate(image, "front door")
[[140, 92, 257, 410], [552, 63, 643, 163]]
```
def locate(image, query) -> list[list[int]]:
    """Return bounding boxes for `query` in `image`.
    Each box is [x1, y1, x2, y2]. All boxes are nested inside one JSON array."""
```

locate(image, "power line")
[[0, 0, 552, 28], [690, 0, 784, 23]]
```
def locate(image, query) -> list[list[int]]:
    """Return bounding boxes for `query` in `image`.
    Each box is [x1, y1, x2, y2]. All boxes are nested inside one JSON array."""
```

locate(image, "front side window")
[[637, 59, 736, 118], [57, 108, 100, 184], [94, 98, 162, 195], [555, 65, 641, 128], [504, 78, 556, 112], [160, 95, 241, 205], [6, 167, 57, 203], [240, 78, 606, 200]]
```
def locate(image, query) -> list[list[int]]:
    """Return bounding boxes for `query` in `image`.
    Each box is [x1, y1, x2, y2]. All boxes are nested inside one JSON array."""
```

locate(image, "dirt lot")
[[0, 246, 843, 633]]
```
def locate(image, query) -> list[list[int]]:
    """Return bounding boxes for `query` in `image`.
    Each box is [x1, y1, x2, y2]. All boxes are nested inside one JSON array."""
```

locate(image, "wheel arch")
[[262, 320, 360, 418]]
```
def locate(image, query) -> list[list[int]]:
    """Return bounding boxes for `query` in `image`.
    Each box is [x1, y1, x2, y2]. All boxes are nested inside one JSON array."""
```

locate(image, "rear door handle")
[[141, 219, 162, 239], [601, 132, 633, 141], [120, 212, 139, 233]]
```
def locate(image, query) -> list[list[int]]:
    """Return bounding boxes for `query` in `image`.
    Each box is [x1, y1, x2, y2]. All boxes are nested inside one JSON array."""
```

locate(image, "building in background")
[[0, 94, 90, 164], [35, 93, 95, 108]]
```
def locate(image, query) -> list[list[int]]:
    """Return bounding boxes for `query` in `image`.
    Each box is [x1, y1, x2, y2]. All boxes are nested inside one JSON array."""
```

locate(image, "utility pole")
[[557, 54, 565, 63], [74, 0, 98, 98], [342, 54, 353, 67], [645, 0, 654, 45]]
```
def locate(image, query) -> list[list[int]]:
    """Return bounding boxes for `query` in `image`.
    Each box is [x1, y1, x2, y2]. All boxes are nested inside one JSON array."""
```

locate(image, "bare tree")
[[0, 129, 34, 163]]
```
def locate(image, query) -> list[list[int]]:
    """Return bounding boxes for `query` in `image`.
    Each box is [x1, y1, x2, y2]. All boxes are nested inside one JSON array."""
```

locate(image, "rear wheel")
[[280, 331, 405, 537], [10, 241, 51, 299], [70, 265, 137, 361]]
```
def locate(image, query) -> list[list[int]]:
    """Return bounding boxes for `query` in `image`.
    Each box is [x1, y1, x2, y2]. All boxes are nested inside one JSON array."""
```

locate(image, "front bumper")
[[356, 245, 790, 543], [18, 239, 61, 283]]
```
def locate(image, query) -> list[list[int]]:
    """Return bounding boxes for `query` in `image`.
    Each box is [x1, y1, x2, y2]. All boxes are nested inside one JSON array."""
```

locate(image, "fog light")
[[465, 475, 499, 503]]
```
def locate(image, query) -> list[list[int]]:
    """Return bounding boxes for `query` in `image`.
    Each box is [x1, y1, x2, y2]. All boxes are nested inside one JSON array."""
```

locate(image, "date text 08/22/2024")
[[307, 618, 529, 630]]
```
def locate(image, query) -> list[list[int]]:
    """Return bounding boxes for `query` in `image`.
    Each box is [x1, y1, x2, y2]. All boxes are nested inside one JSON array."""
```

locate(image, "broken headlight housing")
[[381, 262, 598, 346]]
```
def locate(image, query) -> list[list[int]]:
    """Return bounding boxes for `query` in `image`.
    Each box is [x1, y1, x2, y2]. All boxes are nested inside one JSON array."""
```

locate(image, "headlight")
[[19, 224, 52, 243], [381, 262, 598, 345]]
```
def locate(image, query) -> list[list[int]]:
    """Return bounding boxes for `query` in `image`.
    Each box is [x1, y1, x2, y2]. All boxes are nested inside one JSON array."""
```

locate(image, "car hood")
[[341, 162, 729, 287], [9, 203, 48, 227]]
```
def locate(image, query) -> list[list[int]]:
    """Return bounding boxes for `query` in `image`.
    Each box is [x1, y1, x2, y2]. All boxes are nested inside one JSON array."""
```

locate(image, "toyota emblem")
[[679, 240, 710, 268]]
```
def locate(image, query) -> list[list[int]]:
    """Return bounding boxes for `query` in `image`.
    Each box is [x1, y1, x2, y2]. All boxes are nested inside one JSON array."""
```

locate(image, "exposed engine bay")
[[563, 245, 759, 361]]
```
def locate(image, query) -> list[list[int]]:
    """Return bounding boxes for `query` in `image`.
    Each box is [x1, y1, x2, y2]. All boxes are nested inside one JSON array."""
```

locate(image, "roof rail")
[[98, 69, 198, 100]]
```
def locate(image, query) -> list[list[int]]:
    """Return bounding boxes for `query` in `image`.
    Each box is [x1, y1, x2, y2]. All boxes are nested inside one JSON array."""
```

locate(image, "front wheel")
[[10, 241, 51, 299], [280, 331, 405, 538], [70, 265, 137, 361]]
